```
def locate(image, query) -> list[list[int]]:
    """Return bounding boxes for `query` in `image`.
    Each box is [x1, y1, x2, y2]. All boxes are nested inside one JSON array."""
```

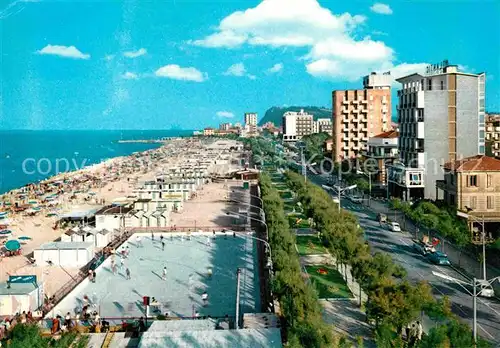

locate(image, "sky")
[[0, 0, 499, 130]]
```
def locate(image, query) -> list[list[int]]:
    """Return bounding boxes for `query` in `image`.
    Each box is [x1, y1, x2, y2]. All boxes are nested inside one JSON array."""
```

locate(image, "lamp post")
[[333, 184, 357, 212], [432, 271, 500, 343], [356, 170, 372, 207], [245, 232, 273, 273]]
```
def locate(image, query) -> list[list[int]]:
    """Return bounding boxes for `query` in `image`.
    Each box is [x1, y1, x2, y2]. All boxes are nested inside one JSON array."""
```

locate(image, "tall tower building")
[[332, 72, 391, 162], [244, 113, 258, 127], [390, 61, 486, 200]]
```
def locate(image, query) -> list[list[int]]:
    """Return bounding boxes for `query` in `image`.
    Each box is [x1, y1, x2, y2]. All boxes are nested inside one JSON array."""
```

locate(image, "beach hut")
[[0, 276, 44, 316], [33, 242, 94, 267], [95, 229, 111, 247]]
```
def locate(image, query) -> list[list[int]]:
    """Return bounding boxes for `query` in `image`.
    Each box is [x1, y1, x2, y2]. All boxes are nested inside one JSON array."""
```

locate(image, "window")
[[487, 175, 492, 188], [487, 196, 494, 209], [479, 145, 485, 154], [427, 78, 432, 91], [470, 196, 477, 209], [440, 80, 444, 90], [467, 175, 478, 187]]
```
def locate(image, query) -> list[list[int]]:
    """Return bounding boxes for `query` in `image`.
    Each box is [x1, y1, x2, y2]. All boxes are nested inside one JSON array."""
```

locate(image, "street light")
[[227, 199, 265, 220], [245, 231, 273, 272], [333, 184, 357, 212], [356, 170, 372, 207], [432, 271, 500, 343], [457, 210, 488, 280]]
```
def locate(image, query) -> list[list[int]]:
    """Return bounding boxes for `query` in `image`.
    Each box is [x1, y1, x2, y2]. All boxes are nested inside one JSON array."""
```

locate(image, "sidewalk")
[[367, 199, 500, 285]]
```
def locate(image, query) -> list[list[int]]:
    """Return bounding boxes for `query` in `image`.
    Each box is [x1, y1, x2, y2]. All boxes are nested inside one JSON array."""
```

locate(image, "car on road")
[[388, 222, 401, 232], [427, 251, 451, 265], [412, 239, 436, 255], [477, 280, 495, 298], [349, 195, 363, 204]]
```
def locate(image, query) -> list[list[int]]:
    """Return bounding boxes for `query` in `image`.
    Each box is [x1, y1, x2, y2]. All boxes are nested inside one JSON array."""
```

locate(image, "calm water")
[[0, 130, 193, 194]]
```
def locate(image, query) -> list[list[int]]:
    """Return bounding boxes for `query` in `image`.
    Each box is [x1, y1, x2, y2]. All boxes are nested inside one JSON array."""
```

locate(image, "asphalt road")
[[307, 171, 500, 344]]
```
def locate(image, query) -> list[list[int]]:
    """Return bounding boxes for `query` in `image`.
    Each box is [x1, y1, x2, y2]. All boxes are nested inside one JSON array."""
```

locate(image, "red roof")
[[373, 130, 399, 139], [443, 155, 500, 172]]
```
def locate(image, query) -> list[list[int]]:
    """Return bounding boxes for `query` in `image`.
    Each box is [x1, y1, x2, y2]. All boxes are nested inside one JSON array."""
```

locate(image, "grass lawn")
[[296, 235, 325, 255], [305, 265, 353, 299]]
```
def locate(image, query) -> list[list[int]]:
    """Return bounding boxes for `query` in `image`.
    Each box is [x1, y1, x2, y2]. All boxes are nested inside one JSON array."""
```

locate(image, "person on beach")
[[88, 270, 93, 282], [126, 268, 131, 280], [160, 235, 163, 243], [162, 267, 167, 280], [136, 235, 142, 247], [151, 232, 154, 241], [206, 236, 211, 247], [161, 240, 165, 251], [207, 267, 213, 278], [92, 270, 97, 283]]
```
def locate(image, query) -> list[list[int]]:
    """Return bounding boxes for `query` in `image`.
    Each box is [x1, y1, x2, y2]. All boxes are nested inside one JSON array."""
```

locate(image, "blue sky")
[[1, 0, 499, 130]]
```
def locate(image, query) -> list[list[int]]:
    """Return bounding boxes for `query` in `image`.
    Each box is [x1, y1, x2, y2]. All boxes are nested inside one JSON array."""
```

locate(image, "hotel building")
[[362, 130, 399, 185], [332, 72, 391, 162], [282, 109, 314, 142], [390, 62, 486, 200]]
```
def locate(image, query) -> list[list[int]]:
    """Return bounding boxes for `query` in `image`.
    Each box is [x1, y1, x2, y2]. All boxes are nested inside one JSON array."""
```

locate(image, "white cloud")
[[223, 62, 257, 80], [36, 45, 90, 59], [370, 3, 393, 15], [190, 0, 418, 81], [123, 48, 147, 58], [122, 72, 139, 80], [224, 63, 246, 76], [104, 54, 115, 61], [155, 64, 207, 82], [267, 63, 283, 73], [216, 111, 235, 118]]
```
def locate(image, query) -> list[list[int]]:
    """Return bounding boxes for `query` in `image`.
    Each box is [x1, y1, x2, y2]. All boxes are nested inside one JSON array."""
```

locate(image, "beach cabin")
[[94, 206, 134, 231], [33, 242, 94, 267], [0, 277, 44, 316]]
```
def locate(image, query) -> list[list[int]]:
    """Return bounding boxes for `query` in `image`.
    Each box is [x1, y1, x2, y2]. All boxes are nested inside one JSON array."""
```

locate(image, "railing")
[[128, 226, 247, 233]]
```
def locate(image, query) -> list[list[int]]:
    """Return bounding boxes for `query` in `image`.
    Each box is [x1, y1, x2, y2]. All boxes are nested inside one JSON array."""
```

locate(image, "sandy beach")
[[0, 137, 211, 298]]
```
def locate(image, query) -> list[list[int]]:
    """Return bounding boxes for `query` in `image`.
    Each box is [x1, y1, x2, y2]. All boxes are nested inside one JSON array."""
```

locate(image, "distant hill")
[[259, 106, 332, 126]]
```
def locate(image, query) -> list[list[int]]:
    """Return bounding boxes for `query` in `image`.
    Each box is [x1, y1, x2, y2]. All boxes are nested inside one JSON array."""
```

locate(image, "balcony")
[[342, 99, 349, 105]]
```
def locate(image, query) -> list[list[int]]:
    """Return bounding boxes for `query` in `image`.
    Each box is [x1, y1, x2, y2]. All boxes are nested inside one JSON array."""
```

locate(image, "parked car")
[[476, 280, 495, 298], [388, 222, 401, 232], [427, 251, 451, 265]]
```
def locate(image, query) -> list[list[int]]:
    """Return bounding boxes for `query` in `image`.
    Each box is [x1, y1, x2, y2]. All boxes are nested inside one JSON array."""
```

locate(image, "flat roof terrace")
[[48, 231, 260, 321]]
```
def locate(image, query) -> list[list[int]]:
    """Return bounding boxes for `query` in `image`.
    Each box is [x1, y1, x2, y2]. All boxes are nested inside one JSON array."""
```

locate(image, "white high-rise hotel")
[[389, 61, 486, 200]]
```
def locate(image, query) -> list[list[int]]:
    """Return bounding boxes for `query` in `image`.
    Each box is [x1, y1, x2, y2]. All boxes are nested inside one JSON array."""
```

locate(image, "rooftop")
[[36, 241, 94, 250], [372, 129, 399, 139], [0, 282, 37, 295], [95, 206, 134, 215], [443, 155, 500, 172]]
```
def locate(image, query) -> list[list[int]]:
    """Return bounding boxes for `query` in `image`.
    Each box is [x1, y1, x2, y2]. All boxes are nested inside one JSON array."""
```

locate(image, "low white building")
[[34, 242, 94, 267], [94, 206, 134, 231], [61, 226, 112, 248], [0, 278, 44, 316]]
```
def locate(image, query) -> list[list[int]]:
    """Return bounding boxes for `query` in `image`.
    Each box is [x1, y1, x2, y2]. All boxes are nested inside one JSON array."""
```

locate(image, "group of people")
[[0, 311, 34, 340]]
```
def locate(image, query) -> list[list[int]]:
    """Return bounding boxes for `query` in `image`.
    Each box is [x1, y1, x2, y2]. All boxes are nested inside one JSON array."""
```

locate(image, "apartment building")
[[219, 123, 232, 131], [437, 155, 500, 238], [332, 72, 391, 162], [313, 118, 333, 135], [362, 129, 399, 185], [282, 109, 314, 142], [485, 113, 500, 157], [203, 128, 215, 136], [390, 61, 486, 201], [244, 112, 258, 127]]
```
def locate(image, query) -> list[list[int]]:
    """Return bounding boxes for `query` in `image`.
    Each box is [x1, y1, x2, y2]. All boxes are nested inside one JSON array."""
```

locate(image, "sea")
[[0, 130, 194, 195]]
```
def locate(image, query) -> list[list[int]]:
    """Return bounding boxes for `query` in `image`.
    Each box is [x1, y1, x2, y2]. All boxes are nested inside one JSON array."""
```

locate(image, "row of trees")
[[259, 173, 335, 347], [283, 170, 490, 347], [390, 199, 470, 247]]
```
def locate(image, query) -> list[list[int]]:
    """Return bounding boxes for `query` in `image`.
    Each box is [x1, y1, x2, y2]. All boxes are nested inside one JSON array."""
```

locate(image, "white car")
[[477, 280, 495, 298], [349, 195, 363, 204], [388, 222, 401, 232]]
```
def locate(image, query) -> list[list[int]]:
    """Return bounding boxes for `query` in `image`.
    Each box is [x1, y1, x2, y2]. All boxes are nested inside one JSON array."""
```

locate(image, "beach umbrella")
[[18, 236, 31, 240], [28, 200, 38, 204], [4, 240, 21, 251], [0, 230, 12, 235]]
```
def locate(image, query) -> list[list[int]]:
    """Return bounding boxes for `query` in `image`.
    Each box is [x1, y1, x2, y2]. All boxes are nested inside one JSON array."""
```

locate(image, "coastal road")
[[304, 170, 500, 344]]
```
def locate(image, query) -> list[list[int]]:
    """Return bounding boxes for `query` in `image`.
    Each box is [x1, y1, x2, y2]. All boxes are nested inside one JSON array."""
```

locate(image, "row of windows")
[[466, 174, 493, 188], [469, 196, 495, 210]]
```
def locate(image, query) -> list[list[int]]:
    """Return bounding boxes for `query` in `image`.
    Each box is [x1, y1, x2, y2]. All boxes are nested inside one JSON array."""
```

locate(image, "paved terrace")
[[47, 231, 260, 321]]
